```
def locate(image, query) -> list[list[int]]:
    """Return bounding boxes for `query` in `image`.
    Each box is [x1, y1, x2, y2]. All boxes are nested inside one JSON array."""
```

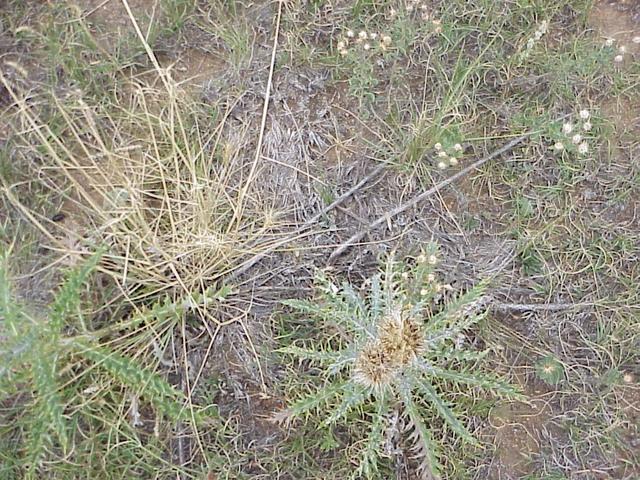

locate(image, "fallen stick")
[[493, 302, 593, 312], [329, 133, 531, 261]]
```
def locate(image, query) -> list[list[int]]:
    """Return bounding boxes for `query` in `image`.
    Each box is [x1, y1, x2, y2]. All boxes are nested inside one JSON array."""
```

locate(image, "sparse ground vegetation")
[[0, 0, 638, 479]]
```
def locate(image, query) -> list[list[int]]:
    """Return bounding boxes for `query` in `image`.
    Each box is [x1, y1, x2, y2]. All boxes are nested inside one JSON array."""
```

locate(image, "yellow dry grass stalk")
[[1, 73, 282, 304]]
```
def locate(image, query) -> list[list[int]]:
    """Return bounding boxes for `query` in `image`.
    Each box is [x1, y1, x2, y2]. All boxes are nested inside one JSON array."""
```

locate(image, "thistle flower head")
[[353, 309, 424, 389]]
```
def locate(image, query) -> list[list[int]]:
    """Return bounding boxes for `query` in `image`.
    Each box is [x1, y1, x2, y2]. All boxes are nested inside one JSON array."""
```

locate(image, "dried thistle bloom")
[[353, 342, 394, 389], [353, 308, 425, 389], [378, 310, 423, 365]]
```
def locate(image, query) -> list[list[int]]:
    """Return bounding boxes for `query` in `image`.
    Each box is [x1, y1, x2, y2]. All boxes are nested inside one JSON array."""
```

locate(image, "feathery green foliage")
[[278, 245, 520, 479]]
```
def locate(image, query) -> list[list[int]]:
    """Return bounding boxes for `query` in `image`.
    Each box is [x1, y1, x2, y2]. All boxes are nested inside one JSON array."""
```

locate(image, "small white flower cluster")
[[605, 36, 635, 63], [553, 109, 592, 155], [337, 29, 393, 56], [434, 142, 463, 169], [404, 0, 442, 31], [525, 20, 548, 52], [614, 44, 628, 63]]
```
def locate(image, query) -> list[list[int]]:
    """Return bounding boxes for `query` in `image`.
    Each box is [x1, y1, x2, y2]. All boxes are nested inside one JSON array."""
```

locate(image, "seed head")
[[353, 310, 424, 389]]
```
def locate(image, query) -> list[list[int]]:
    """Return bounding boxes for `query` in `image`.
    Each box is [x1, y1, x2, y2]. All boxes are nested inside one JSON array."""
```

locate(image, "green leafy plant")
[[277, 245, 519, 479], [0, 248, 219, 476], [535, 355, 565, 386]]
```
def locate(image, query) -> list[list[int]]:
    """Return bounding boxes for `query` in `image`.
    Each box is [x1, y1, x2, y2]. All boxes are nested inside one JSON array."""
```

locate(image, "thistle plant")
[[0, 248, 221, 476], [277, 245, 519, 479]]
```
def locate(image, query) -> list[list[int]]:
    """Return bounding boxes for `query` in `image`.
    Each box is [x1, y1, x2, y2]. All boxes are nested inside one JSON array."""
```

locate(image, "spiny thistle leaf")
[[413, 375, 476, 445], [273, 380, 347, 425], [49, 249, 104, 338], [278, 345, 343, 365], [78, 344, 201, 423], [322, 382, 369, 426], [425, 365, 521, 398], [0, 249, 21, 333], [30, 350, 69, 457], [354, 400, 388, 479], [399, 384, 441, 480]]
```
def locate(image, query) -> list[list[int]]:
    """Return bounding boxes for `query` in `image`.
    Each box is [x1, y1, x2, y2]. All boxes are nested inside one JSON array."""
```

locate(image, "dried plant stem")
[[329, 134, 531, 261]]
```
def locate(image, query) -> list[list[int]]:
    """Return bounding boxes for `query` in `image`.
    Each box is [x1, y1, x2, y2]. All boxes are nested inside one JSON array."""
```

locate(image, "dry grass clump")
[[1, 73, 282, 303]]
